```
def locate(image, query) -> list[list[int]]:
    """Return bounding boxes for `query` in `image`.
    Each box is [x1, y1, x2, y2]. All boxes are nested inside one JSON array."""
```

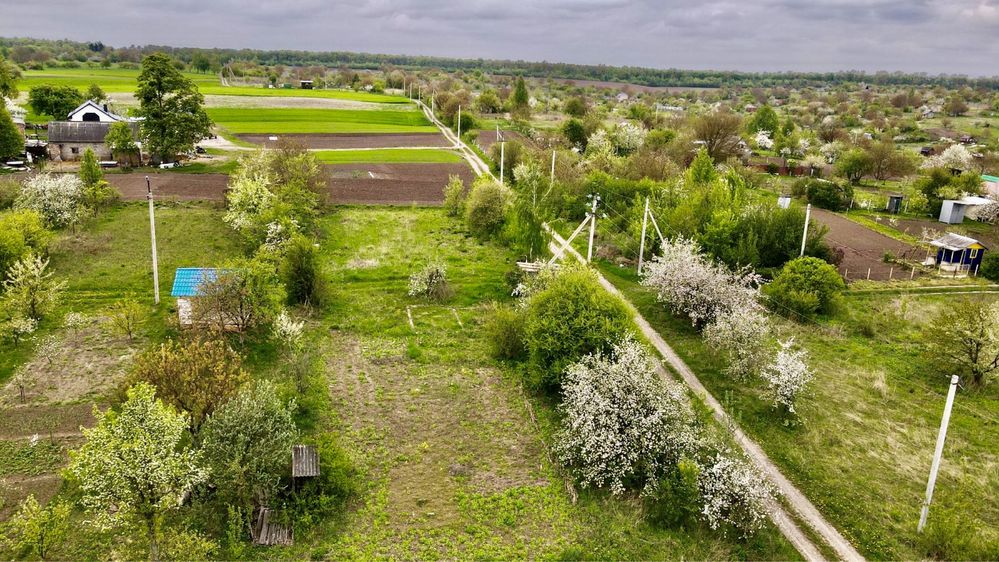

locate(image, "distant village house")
[[47, 100, 140, 161]]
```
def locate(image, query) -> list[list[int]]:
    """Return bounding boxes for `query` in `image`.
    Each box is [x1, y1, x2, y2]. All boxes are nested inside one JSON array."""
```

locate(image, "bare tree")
[[692, 111, 743, 162]]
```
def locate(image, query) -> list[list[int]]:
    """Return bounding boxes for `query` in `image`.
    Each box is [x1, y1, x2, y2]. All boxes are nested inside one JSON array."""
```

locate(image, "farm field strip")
[[312, 148, 462, 164], [207, 107, 438, 134]]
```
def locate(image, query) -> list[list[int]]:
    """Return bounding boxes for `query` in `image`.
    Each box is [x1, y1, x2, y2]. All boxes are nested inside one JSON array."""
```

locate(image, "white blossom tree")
[[641, 237, 762, 328], [611, 121, 647, 155], [15, 174, 84, 228], [3, 253, 65, 320], [68, 383, 206, 562], [554, 337, 700, 496], [697, 451, 773, 535], [754, 131, 774, 150], [759, 338, 813, 413], [223, 176, 274, 234], [703, 308, 771, 379], [921, 143, 972, 171]]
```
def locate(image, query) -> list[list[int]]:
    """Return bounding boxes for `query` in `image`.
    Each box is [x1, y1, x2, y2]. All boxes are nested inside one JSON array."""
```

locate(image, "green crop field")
[[207, 107, 438, 134], [313, 149, 462, 164], [198, 85, 410, 104]]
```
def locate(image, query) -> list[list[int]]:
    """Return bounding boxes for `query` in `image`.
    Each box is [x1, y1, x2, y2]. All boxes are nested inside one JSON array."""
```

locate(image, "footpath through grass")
[[597, 261, 999, 560], [313, 149, 462, 164], [260, 207, 798, 560], [207, 107, 438, 134]]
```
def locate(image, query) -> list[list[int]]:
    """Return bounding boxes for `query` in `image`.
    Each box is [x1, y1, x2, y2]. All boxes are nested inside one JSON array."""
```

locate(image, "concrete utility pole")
[[799, 203, 812, 257], [457, 105, 461, 143], [918, 375, 960, 533], [146, 176, 160, 305], [500, 141, 505, 185], [586, 193, 600, 263], [638, 196, 650, 274], [550, 150, 556, 188]]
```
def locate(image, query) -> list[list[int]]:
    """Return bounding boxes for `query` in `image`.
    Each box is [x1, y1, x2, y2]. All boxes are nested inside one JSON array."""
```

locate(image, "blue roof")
[[170, 268, 218, 297]]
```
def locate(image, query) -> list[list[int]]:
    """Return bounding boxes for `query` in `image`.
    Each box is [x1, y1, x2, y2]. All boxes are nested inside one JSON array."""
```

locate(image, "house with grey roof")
[[47, 100, 140, 161]]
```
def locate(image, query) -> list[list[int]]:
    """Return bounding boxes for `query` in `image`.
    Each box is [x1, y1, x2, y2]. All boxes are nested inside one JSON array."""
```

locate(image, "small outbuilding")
[[938, 200, 971, 224], [292, 444, 320, 478], [983, 175, 999, 197], [928, 233, 987, 275], [170, 267, 218, 326], [300, 80, 313, 89], [885, 194, 904, 214]]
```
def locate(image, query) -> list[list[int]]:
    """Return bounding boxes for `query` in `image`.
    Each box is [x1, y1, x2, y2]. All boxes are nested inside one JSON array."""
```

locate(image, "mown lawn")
[[17, 66, 217, 93], [313, 149, 462, 164], [207, 107, 438, 134], [597, 262, 999, 560]]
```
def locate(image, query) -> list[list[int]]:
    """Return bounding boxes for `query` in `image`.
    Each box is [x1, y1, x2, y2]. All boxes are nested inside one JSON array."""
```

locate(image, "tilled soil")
[[811, 208, 924, 281], [107, 173, 230, 201], [475, 129, 534, 153], [236, 132, 451, 149]]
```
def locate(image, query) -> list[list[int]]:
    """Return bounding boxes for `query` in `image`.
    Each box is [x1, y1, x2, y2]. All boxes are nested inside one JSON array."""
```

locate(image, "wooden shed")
[[292, 444, 320, 478], [929, 233, 987, 276], [170, 267, 218, 326]]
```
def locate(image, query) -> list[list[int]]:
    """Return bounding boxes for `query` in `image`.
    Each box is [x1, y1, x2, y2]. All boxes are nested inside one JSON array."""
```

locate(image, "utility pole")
[[500, 141, 505, 185], [550, 150, 556, 189], [146, 176, 160, 305], [586, 194, 600, 263], [799, 203, 811, 257], [638, 196, 650, 274], [457, 105, 461, 144], [918, 375, 959, 533]]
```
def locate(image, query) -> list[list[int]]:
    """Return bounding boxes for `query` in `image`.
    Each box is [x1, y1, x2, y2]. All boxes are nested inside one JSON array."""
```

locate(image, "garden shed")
[[928, 233, 987, 275], [938, 200, 970, 224], [170, 267, 218, 326], [885, 194, 903, 214]]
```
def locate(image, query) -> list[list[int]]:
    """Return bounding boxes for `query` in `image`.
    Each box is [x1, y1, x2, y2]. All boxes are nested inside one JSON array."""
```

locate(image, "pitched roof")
[[47, 121, 139, 143], [66, 100, 127, 122], [930, 233, 987, 251], [170, 268, 218, 297]]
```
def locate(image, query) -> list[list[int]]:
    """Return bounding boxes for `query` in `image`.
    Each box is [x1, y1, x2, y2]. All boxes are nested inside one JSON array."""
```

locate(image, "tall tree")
[[27, 85, 84, 119], [511, 76, 530, 117], [692, 111, 743, 161], [0, 54, 19, 99], [926, 299, 999, 386], [0, 104, 23, 159], [136, 53, 212, 163], [745, 105, 778, 134], [104, 121, 139, 164], [68, 383, 207, 562]]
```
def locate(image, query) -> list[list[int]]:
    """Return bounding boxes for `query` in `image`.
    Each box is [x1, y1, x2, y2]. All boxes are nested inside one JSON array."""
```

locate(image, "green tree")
[[27, 85, 84, 119], [464, 177, 509, 238], [2, 495, 70, 560], [191, 257, 283, 335], [562, 118, 588, 150], [980, 253, 999, 282], [0, 104, 23, 159], [746, 105, 779, 134], [279, 234, 328, 307], [523, 265, 633, 388], [3, 253, 64, 320], [564, 97, 588, 117], [68, 383, 207, 562], [763, 257, 845, 319], [925, 299, 999, 386], [79, 147, 103, 188], [511, 76, 530, 117], [130, 338, 248, 433], [0, 209, 50, 281], [685, 148, 717, 186], [136, 53, 212, 163], [835, 149, 873, 184], [692, 111, 743, 161], [442, 174, 466, 217], [476, 89, 502, 113], [0, 54, 20, 99], [199, 381, 298, 513], [104, 121, 139, 165], [85, 83, 106, 102]]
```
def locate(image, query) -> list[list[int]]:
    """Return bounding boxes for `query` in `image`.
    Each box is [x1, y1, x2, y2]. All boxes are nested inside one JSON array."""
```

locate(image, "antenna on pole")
[[918, 375, 960, 533], [146, 176, 160, 305]]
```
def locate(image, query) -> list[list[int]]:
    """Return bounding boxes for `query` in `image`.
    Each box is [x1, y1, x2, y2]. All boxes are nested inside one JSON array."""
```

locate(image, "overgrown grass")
[[207, 107, 438, 134], [313, 149, 462, 164], [597, 261, 999, 560]]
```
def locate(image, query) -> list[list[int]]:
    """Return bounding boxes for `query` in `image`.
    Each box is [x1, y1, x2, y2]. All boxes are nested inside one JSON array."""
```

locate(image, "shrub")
[[523, 265, 633, 387], [764, 257, 845, 319], [0, 209, 50, 281], [192, 258, 284, 335], [15, 174, 84, 228], [646, 458, 701, 528], [0, 178, 20, 209], [290, 434, 358, 528], [107, 299, 146, 341], [407, 262, 453, 302], [758, 338, 813, 413], [980, 252, 999, 282], [484, 305, 526, 360], [554, 337, 698, 496], [918, 508, 999, 561], [804, 179, 852, 211], [2, 253, 64, 320], [442, 174, 466, 217], [696, 451, 773, 535], [464, 177, 509, 238], [279, 234, 328, 307], [702, 308, 770, 379]]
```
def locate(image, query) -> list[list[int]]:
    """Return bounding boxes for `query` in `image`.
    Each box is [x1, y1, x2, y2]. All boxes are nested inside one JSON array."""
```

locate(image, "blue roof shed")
[[170, 268, 218, 298]]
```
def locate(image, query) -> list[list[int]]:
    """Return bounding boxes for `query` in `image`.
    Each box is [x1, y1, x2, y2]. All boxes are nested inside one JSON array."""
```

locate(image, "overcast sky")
[[2, 0, 998, 76]]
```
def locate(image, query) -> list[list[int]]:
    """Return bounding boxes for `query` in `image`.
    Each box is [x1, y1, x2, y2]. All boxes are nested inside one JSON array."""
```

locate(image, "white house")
[[66, 100, 131, 123]]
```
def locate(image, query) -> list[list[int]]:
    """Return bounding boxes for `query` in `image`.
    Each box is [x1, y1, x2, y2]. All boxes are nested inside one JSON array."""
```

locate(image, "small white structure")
[[939, 200, 970, 224]]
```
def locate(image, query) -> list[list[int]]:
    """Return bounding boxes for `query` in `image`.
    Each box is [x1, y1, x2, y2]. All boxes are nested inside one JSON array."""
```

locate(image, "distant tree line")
[[2, 36, 999, 90]]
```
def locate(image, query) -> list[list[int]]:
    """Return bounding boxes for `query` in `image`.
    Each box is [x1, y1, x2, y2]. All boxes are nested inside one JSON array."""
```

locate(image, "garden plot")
[[811, 208, 924, 281], [236, 132, 451, 149], [326, 163, 475, 205], [208, 107, 438, 135]]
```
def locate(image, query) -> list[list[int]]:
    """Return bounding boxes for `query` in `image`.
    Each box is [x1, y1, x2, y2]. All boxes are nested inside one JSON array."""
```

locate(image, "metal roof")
[[929, 233, 986, 251], [170, 268, 218, 297], [983, 175, 999, 183], [47, 121, 139, 143], [292, 444, 320, 478]]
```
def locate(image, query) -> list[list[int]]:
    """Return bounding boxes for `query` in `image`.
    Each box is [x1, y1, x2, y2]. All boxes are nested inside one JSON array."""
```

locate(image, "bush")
[[0, 209, 50, 281], [0, 178, 20, 209], [764, 257, 845, 319], [290, 434, 357, 528], [442, 174, 465, 217], [484, 305, 525, 360], [918, 508, 999, 561], [464, 177, 509, 238], [803, 179, 852, 211], [646, 458, 701, 528], [980, 252, 999, 282], [523, 265, 633, 388], [279, 234, 328, 307], [407, 262, 452, 302]]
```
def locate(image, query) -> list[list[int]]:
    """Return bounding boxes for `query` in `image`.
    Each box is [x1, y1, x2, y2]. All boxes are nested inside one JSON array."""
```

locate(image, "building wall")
[[48, 142, 112, 161]]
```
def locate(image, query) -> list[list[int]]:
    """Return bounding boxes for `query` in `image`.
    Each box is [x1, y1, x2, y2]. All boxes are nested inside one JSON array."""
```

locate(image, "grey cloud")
[[0, 0, 996, 75]]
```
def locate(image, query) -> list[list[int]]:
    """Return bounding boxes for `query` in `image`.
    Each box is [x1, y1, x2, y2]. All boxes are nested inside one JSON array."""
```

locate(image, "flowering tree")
[[976, 195, 999, 224], [697, 451, 773, 535], [272, 309, 304, 356], [223, 176, 274, 234], [921, 144, 972, 171], [3, 253, 65, 320], [68, 383, 207, 562], [2, 494, 71, 560], [754, 131, 774, 150], [15, 174, 84, 228], [703, 308, 771, 379], [611, 121, 647, 155], [641, 237, 762, 328], [554, 337, 699, 496], [759, 338, 813, 413]]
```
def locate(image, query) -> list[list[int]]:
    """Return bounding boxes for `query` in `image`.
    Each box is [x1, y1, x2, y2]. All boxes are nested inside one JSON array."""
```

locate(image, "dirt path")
[[811, 208, 924, 281], [417, 100, 494, 179], [544, 225, 863, 562]]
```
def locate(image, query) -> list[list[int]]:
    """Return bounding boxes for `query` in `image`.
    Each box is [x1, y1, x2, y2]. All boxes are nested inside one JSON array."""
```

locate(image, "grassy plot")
[[199, 85, 410, 104], [207, 107, 438, 134], [259, 208, 799, 560], [313, 149, 462, 164], [597, 263, 999, 560], [18, 67, 217, 93]]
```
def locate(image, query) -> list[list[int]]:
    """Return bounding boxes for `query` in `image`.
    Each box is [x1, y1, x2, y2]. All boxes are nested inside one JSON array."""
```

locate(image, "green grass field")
[[313, 149, 462, 164], [597, 263, 999, 560], [207, 107, 437, 134]]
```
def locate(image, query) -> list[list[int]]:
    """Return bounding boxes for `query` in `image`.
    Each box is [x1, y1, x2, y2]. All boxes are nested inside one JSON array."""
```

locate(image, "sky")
[[2, 0, 998, 76]]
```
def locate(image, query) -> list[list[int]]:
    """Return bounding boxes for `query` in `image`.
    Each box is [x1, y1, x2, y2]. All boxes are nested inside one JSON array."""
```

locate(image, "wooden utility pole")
[[918, 375, 959, 533], [800, 203, 812, 257], [146, 176, 160, 305], [638, 197, 650, 274]]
